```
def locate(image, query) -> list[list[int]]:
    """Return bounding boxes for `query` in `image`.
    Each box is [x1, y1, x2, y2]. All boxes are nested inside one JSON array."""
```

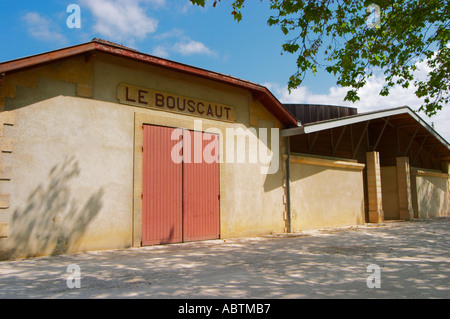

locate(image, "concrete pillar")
[[366, 151, 384, 223], [410, 169, 419, 219], [442, 161, 450, 217], [396, 157, 414, 220]]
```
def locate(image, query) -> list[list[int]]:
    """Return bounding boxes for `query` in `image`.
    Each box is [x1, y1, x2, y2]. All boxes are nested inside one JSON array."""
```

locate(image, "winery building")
[[0, 39, 449, 260]]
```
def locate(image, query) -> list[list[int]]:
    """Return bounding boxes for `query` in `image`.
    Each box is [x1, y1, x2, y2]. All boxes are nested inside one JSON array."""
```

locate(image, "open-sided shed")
[[282, 105, 450, 228]]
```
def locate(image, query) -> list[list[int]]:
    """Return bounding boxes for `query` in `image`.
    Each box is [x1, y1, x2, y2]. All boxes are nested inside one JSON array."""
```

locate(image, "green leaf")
[[282, 43, 300, 53], [189, 0, 206, 6], [194, 0, 450, 116]]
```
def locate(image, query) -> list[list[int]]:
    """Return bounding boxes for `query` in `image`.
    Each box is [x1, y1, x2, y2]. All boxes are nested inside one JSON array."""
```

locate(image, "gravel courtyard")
[[0, 217, 449, 299]]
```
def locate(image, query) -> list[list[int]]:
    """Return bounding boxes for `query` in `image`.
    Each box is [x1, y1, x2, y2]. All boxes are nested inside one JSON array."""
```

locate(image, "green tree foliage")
[[190, 0, 449, 116]]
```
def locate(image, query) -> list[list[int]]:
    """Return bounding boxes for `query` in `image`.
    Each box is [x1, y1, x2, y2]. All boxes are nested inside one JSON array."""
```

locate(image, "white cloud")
[[22, 12, 67, 44], [145, 0, 167, 8], [152, 28, 184, 41], [152, 45, 170, 58], [178, 1, 195, 14], [173, 39, 217, 57], [265, 71, 450, 142], [80, 0, 159, 44], [151, 31, 217, 59]]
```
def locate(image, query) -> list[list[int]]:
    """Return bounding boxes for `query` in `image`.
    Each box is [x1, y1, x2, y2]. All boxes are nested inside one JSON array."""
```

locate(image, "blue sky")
[[1, 0, 449, 140]]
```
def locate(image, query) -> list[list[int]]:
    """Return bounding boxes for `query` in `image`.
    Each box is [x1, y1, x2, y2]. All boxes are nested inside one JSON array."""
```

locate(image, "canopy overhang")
[[282, 106, 450, 167]]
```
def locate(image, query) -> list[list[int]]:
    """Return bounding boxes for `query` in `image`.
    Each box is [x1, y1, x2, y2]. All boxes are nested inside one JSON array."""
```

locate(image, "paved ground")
[[0, 218, 449, 299]]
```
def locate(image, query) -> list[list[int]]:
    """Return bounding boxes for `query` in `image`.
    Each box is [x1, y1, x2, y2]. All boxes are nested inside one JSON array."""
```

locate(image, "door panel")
[[142, 125, 183, 245], [183, 130, 220, 242]]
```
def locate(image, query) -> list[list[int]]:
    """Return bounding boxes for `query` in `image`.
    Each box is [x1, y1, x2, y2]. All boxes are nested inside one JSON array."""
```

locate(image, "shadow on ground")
[[0, 218, 449, 299]]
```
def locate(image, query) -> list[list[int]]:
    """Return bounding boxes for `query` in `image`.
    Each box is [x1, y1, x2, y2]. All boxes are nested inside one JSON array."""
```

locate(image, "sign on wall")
[[117, 83, 236, 122]]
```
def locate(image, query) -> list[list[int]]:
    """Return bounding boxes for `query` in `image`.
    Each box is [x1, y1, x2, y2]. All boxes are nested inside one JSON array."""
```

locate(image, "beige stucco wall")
[[0, 96, 134, 259], [289, 155, 366, 231], [411, 168, 450, 218], [0, 53, 287, 259], [380, 166, 399, 220]]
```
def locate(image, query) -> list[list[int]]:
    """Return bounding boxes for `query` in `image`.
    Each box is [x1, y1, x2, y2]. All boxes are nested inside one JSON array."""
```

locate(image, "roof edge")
[[0, 40, 298, 127], [282, 106, 450, 151]]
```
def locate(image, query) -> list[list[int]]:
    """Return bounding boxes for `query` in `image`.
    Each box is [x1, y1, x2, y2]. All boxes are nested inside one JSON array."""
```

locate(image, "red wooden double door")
[[142, 125, 220, 245]]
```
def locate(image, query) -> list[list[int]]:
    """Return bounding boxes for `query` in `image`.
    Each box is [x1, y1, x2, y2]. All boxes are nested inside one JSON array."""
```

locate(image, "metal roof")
[[283, 103, 358, 125], [282, 105, 450, 161]]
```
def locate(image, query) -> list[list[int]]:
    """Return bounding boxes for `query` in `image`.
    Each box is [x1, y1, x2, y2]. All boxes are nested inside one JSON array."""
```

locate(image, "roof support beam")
[[353, 121, 370, 159], [350, 125, 354, 155], [412, 136, 427, 165], [398, 124, 420, 129], [433, 151, 450, 156], [425, 145, 436, 164], [373, 117, 390, 151], [330, 128, 333, 152], [404, 125, 420, 156], [424, 143, 445, 147], [383, 117, 395, 128], [309, 131, 320, 153], [332, 126, 346, 156]]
